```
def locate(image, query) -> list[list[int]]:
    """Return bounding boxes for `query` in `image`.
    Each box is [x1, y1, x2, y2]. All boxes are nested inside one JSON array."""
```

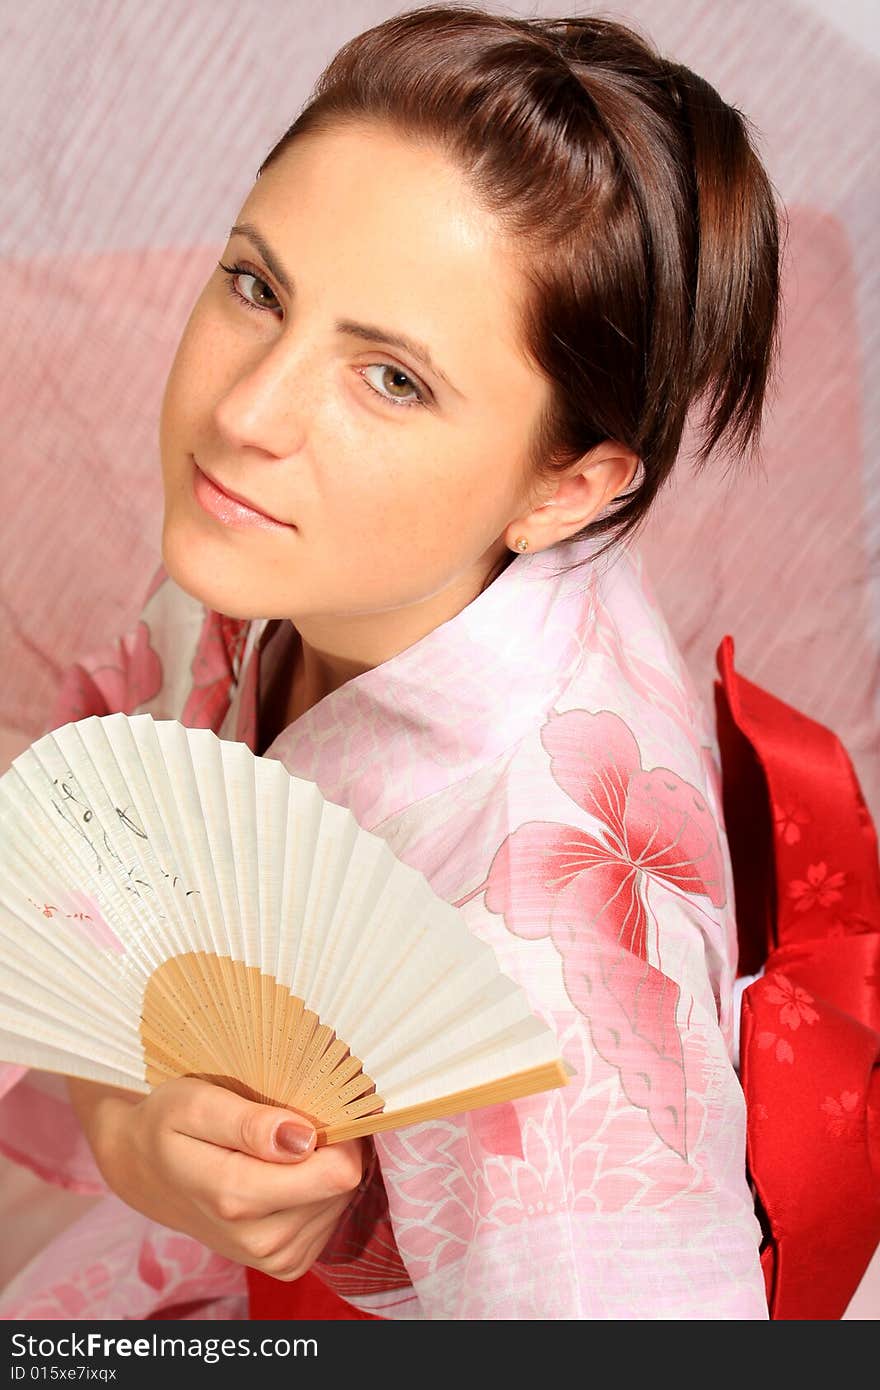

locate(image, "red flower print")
[[181, 610, 250, 731], [787, 861, 846, 912], [775, 800, 811, 845], [138, 1236, 166, 1290], [762, 974, 820, 1030], [469, 1102, 524, 1159], [484, 707, 727, 1159], [51, 621, 163, 727]]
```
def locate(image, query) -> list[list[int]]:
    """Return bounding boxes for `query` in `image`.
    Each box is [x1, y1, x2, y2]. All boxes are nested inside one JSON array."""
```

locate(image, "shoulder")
[[378, 538, 737, 1003]]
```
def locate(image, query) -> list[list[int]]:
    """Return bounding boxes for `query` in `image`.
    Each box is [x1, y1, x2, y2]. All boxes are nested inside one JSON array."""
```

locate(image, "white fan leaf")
[[0, 714, 571, 1143]]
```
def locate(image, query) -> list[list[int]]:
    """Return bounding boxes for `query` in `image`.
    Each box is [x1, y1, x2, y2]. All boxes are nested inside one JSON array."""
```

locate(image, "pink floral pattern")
[[483, 706, 726, 1158], [761, 974, 820, 1030], [50, 620, 163, 726], [747, 973, 826, 1067], [0, 1200, 248, 1321], [756, 1030, 795, 1064], [591, 573, 705, 750], [775, 799, 812, 846], [820, 1091, 862, 1141], [375, 1013, 747, 1314], [788, 861, 847, 913]]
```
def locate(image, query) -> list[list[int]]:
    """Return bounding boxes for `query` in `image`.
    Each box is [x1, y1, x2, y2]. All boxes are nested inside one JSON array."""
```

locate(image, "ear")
[[505, 441, 640, 553]]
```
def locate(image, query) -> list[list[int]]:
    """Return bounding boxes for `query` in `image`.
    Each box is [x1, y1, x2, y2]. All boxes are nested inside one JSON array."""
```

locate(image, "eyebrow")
[[227, 221, 459, 394]]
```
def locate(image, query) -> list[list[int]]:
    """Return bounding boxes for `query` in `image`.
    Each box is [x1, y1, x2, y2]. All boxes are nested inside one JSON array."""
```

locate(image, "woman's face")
[[159, 122, 558, 638]]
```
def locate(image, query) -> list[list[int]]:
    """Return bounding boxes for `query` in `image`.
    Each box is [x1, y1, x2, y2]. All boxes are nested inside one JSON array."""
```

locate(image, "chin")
[[159, 522, 262, 620]]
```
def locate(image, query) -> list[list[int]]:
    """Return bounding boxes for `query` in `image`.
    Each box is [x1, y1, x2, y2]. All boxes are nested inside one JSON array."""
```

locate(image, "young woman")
[[0, 6, 784, 1318]]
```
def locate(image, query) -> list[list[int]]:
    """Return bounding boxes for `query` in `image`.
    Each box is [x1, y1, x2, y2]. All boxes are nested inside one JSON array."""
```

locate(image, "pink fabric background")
[[1, 0, 877, 1315]]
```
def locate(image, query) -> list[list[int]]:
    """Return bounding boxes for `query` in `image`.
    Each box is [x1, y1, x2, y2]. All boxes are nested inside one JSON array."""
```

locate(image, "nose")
[[213, 336, 311, 459]]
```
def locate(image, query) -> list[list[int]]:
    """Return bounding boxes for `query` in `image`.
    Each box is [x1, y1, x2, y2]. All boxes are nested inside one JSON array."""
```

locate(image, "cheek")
[[336, 431, 509, 558], [159, 345, 194, 460], [325, 445, 440, 540], [343, 457, 487, 582], [160, 300, 217, 433]]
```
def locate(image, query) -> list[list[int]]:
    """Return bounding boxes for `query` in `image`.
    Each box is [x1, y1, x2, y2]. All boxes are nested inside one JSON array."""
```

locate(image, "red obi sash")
[[246, 1266, 381, 1321], [715, 635, 880, 1319]]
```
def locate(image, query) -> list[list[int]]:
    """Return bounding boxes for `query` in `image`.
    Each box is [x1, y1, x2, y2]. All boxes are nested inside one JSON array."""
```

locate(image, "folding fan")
[[0, 713, 570, 1144]]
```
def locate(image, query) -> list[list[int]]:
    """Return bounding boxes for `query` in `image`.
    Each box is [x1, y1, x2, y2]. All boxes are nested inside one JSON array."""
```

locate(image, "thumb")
[[169, 1078, 316, 1156], [173, 1076, 318, 1160]]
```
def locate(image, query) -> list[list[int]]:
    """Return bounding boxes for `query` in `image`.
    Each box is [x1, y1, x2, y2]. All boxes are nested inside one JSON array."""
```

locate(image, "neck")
[[286, 540, 514, 699], [257, 541, 517, 748]]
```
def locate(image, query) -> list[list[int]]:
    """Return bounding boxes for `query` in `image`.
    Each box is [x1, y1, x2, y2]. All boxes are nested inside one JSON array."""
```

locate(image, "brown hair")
[[256, 4, 784, 571]]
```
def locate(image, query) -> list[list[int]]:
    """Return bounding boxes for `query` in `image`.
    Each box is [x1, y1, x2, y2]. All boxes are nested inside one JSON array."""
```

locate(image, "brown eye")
[[359, 363, 425, 410], [217, 261, 281, 315]]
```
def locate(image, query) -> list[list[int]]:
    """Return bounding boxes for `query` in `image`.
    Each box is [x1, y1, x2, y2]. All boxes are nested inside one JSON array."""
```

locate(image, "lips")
[[194, 461, 289, 526]]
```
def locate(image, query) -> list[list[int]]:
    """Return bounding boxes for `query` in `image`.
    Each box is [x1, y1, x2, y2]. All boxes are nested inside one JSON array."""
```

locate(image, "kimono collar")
[[254, 534, 612, 830]]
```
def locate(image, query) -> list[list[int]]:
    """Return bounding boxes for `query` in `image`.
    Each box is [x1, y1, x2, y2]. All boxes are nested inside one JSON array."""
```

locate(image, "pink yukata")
[[0, 531, 769, 1319]]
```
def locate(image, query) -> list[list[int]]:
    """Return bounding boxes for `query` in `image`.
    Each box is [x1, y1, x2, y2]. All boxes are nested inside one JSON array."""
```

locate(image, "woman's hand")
[[66, 1074, 365, 1281]]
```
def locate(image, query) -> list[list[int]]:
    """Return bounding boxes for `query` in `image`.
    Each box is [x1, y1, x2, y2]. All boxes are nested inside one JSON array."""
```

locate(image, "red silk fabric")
[[246, 1266, 381, 1320], [715, 635, 880, 1320]]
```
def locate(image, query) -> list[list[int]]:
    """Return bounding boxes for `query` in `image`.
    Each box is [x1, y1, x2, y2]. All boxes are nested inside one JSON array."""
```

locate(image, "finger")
[[160, 1076, 317, 1162], [222, 1193, 353, 1276], [179, 1132, 365, 1221]]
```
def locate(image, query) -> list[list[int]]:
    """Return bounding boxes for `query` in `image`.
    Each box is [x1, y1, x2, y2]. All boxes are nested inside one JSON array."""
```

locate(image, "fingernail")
[[274, 1120, 315, 1155]]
